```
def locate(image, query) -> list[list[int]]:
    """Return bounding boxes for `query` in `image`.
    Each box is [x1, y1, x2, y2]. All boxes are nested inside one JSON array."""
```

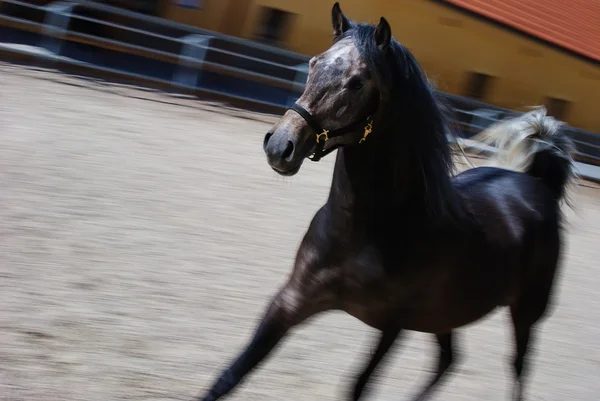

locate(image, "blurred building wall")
[[158, 0, 600, 132]]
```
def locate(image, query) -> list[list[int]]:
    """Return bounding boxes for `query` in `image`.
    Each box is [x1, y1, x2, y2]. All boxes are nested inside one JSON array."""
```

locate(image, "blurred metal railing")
[[1, 0, 599, 168], [0, 0, 310, 106]]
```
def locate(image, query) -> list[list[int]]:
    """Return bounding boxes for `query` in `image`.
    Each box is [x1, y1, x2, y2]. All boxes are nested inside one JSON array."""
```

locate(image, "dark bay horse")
[[193, 3, 574, 400]]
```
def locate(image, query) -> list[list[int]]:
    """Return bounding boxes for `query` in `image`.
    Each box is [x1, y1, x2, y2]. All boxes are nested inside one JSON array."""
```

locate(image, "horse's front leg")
[[195, 238, 338, 401], [351, 326, 402, 401]]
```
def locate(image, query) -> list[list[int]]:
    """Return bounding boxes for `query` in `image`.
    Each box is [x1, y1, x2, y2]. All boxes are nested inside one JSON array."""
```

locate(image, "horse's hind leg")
[[411, 331, 457, 401], [510, 234, 560, 401], [510, 293, 553, 401], [510, 308, 532, 401]]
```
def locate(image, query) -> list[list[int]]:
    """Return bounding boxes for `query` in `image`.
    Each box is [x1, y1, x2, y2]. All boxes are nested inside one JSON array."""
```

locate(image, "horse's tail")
[[475, 107, 575, 200]]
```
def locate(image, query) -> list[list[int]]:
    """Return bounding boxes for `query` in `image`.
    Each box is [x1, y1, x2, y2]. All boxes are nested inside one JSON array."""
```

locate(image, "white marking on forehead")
[[322, 38, 358, 68]]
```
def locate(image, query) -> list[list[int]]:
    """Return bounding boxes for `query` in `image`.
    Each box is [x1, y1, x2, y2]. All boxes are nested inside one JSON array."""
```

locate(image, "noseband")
[[288, 103, 376, 162]]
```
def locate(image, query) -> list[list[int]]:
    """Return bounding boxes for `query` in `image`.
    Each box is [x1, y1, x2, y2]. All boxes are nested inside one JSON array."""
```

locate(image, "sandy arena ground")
[[2, 62, 600, 401]]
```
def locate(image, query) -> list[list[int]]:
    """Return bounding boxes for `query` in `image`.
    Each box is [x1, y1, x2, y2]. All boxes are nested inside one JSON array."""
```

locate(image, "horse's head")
[[263, 3, 392, 176]]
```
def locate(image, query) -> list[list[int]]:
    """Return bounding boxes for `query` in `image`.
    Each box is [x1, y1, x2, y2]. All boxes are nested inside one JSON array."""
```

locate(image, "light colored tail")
[[474, 107, 575, 200]]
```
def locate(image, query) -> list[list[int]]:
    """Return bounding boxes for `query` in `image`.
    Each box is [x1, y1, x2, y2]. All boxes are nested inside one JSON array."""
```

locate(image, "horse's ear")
[[331, 2, 350, 37], [374, 17, 392, 51]]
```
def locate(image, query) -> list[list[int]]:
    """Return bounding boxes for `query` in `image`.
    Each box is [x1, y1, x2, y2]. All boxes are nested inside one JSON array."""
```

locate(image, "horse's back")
[[453, 165, 545, 195], [452, 166, 560, 246]]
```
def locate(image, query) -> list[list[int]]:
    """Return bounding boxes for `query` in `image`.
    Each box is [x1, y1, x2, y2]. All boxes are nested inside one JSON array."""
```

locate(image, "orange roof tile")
[[442, 0, 600, 63]]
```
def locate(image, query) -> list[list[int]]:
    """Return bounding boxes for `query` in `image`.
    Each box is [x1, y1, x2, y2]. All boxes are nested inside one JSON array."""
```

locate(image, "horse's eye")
[[348, 78, 365, 90]]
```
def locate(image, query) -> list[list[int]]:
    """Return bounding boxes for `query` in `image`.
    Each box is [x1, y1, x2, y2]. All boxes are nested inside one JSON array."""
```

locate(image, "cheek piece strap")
[[287, 101, 377, 162]]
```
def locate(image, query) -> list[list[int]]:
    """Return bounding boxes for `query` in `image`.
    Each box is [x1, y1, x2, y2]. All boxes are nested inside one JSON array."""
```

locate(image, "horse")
[[192, 3, 574, 400]]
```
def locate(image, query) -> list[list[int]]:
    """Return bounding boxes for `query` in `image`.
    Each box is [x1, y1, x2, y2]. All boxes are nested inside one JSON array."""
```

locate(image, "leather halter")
[[287, 103, 376, 162]]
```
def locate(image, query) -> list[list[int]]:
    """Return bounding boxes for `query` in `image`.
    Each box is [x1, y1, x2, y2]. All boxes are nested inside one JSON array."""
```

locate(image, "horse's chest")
[[339, 247, 404, 329]]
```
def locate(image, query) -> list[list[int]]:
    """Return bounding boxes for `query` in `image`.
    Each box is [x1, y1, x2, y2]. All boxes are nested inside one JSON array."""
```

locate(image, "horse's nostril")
[[263, 133, 273, 150], [282, 140, 295, 160]]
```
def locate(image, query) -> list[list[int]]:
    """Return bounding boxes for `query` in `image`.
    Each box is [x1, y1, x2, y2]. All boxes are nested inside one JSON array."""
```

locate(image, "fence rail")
[[1, 0, 599, 171]]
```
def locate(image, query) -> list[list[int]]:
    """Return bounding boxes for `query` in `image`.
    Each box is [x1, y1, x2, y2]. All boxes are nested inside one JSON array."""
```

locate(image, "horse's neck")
[[327, 131, 463, 234], [327, 140, 419, 224]]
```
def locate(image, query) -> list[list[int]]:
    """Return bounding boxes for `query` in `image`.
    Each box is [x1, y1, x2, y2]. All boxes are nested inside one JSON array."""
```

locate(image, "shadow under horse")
[[193, 3, 575, 400]]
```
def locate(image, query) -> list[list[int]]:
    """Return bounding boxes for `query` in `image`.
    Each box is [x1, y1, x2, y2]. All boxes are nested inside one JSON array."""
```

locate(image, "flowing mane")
[[339, 23, 465, 224]]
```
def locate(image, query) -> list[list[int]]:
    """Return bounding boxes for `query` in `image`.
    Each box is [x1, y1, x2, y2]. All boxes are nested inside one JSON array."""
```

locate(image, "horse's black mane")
[[340, 23, 467, 225]]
